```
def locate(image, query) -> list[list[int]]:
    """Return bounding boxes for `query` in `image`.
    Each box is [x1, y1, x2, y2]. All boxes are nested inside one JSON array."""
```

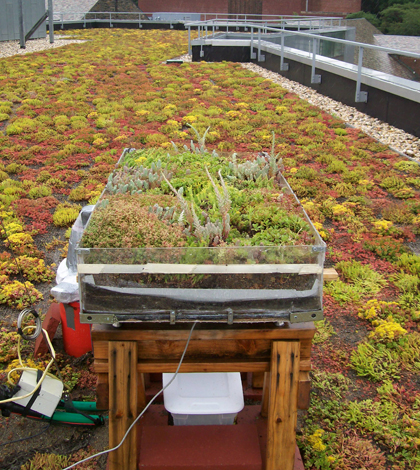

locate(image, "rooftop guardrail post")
[[83, 12, 86, 28], [257, 27, 265, 62], [61, 13, 64, 29], [311, 37, 321, 83], [188, 26, 191, 55], [139, 13, 142, 28], [280, 32, 289, 71], [200, 25, 204, 57], [355, 46, 368, 102], [110, 12, 112, 28], [257, 27, 261, 60], [48, 0, 54, 42], [18, 0, 25, 49], [298, 20, 300, 31], [250, 26, 256, 59]]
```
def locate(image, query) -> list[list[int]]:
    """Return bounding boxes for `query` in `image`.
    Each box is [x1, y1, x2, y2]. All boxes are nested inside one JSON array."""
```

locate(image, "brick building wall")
[[305, 0, 361, 15], [91, 0, 144, 13], [138, 0, 227, 14], [262, 0, 296, 15], [138, 0, 360, 15]]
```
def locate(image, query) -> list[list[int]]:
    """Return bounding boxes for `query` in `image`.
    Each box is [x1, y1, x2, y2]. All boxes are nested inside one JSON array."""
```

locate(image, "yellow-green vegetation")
[[52, 203, 82, 227]]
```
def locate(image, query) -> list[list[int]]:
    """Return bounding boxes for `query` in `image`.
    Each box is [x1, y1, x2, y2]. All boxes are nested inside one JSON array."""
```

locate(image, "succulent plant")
[[162, 167, 231, 245], [106, 162, 172, 195], [148, 203, 177, 223], [172, 124, 219, 158], [229, 133, 283, 181]]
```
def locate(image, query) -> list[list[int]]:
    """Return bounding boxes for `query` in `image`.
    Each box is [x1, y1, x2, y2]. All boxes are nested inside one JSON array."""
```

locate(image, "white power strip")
[[12, 370, 63, 417]]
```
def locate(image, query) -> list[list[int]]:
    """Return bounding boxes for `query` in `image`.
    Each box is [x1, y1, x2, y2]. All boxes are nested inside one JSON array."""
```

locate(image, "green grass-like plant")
[[336, 260, 387, 295], [350, 341, 401, 381], [313, 320, 336, 344]]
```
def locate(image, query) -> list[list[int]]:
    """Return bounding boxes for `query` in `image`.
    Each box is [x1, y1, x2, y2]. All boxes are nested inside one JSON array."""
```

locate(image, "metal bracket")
[[312, 246, 327, 253], [80, 313, 118, 324], [280, 63, 289, 71], [258, 54, 266, 62], [355, 91, 368, 103], [227, 308, 234, 325], [311, 74, 321, 84], [170, 311, 176, 325], [289, 310, 323, 323], [200, 50, 204, 58]]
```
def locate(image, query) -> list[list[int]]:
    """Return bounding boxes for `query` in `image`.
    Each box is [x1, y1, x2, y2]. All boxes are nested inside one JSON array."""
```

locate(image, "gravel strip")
[[0, 35, 86, 59]]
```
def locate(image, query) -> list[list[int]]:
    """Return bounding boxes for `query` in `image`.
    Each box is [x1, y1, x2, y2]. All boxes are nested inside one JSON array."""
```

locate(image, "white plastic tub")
[[162, 372, 244, 426]]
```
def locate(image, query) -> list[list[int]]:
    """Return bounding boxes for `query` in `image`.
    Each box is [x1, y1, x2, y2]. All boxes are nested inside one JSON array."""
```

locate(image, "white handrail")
[[187, 19, 420, 104], [186, 20, 420, 60]]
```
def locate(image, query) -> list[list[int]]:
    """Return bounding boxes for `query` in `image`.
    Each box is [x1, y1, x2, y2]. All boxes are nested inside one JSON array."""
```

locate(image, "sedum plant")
[[171, 124, 219, 158], [81, 194, 187, 249], [229, 132, 283, 181], [106, 160, 172, 195], [162, 167, 231, 246]]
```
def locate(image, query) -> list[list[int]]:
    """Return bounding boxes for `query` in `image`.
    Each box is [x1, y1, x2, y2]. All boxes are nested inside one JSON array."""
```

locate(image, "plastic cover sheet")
[[50, 206, 94, 303]]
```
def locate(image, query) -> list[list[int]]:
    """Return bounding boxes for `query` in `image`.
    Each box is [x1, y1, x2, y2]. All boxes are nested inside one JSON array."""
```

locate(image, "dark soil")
[[0, 414, 109, 470]]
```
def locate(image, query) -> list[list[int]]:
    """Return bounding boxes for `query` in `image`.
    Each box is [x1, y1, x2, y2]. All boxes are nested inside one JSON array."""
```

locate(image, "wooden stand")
[[92, 321, 316, 470]]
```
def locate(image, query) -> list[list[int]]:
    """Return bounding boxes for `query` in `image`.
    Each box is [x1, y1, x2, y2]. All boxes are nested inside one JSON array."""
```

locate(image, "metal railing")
[[187, 20, 420, 103], [51, 11, 340, 30], [52, 11, 149, 28]]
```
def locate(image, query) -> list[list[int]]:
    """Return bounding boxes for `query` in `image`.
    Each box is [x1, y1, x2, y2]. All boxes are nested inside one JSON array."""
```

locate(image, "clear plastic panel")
[[76, 244, 325, 319]]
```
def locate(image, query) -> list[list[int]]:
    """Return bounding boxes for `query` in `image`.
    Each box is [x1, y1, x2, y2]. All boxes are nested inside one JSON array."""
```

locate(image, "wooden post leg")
[[252, 371, 265, 388], [261, 372, 270, 418], [109, 341, 138, 470], [137, 371, 147, 411], [96, 372, 109, 410], [266, 341, 300, 470]]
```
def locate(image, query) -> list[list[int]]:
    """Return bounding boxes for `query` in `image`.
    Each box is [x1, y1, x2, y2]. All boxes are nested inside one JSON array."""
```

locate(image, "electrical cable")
[[17, 307, 42, 340], [0, 218, 66, 404], [0, 422, 51, 448], [62, 321, 198, 470], [1, 218, 101, 426], [0, 310, 62, 405]]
